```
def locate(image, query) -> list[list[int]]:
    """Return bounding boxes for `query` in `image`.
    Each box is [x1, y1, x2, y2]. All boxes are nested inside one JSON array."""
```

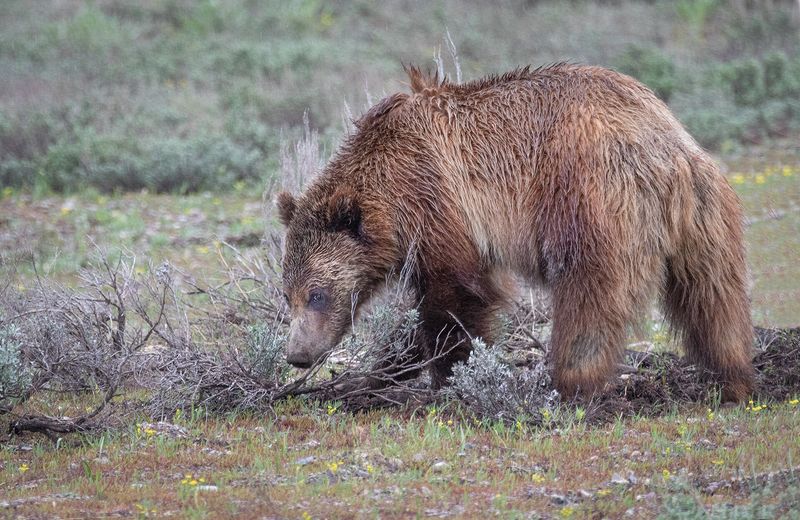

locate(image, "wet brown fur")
[[279, 63, 755, 401]]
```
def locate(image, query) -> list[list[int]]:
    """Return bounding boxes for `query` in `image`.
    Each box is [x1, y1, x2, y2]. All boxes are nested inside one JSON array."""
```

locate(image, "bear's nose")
[[286, 352, 312, 369]]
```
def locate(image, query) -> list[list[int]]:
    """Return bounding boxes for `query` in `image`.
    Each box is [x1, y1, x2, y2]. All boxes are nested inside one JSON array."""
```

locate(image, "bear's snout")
[[284, 311, 338, 370], [286, 351, 312, 369]]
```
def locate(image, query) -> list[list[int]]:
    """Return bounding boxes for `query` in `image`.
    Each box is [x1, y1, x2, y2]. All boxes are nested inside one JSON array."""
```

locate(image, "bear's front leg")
[[418, 280, 503, 389]]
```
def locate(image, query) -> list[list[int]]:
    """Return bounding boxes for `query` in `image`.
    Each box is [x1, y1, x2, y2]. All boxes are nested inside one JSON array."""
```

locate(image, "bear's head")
[[275, 187, 392, 368]]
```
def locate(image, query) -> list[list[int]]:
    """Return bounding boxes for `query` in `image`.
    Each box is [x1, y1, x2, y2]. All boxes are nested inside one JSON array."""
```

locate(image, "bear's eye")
[[307, 288, 329, 311]]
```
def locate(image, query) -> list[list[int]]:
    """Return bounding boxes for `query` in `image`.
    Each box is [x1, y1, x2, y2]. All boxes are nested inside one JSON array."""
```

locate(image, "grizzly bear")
[[276, 63, 755, 402]]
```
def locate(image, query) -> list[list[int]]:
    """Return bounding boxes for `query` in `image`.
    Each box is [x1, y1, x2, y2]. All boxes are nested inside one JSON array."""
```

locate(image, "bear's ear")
[[275, 191, 296, 226], [326, 189, 363, 238]]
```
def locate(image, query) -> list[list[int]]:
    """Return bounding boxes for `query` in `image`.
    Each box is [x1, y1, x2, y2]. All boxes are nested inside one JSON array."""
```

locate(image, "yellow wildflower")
[[531, 473, 545, 484], [302, 513, 312, 520], [754, 174, 766, 184], [782, 166, 793, 177], [19, 463, 29, 473], [712, 459, 724, 465], [730, 174, 745, 184], [559, 506, 575, 518], [662, 469, 671, 480], [320, 11, 334, 28]]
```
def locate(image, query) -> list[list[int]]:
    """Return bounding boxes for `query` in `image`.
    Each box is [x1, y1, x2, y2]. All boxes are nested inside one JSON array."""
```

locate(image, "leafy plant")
[[613, 45, 678, 102]]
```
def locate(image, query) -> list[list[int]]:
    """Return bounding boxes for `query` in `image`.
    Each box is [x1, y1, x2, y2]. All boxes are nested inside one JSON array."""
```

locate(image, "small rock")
[[430, 461, 449, 472], [412, 452, 426, 464], [579, 489, 593, 499], [386, 457, 404, 471], [549, 494, 567, 505], [93, 457, 110, 465], [697, 439, 717, 450], [197, 485, 218, 492], [636, 492, 656, 502], [295, 456, 316, 466], [611, 474, 629, 486]]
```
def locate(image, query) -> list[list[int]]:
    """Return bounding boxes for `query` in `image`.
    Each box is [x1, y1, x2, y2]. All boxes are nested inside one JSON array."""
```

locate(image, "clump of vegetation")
[[448, 338, 558, 425], [614, 45, 678, 102], [0, 322, 28, 412]]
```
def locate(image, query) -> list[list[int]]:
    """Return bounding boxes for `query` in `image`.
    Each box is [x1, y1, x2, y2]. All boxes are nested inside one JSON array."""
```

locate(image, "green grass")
[[2, 398, 799, 517]]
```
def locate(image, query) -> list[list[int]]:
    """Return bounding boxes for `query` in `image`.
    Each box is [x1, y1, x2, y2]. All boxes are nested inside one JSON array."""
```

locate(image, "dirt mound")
[[753, 326, 800, 400], [588, 327, 800, 420]]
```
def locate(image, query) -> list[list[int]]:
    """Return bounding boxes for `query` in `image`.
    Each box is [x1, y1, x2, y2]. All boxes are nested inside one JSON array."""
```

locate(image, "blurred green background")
[[1, 0, 799, 194]]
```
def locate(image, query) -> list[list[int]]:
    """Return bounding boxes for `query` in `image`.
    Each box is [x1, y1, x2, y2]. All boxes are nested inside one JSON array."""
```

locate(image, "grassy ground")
[[0, 151, 798, 518], [1, 399, 799, 518]]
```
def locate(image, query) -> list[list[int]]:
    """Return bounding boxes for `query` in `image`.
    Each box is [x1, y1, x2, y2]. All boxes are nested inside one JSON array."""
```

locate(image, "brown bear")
[[276, 63, 755, 402]]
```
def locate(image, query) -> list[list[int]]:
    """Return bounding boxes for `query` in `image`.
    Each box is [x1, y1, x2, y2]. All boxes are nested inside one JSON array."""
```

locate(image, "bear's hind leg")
[[663, 255, 754, 403], [662, 171, 754, 403]]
